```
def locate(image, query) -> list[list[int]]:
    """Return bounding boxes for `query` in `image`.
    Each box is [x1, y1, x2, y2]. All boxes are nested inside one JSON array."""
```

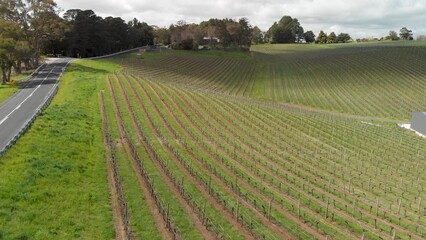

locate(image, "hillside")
[[0, 42, 425, 240], [116, 41, 426, 120]]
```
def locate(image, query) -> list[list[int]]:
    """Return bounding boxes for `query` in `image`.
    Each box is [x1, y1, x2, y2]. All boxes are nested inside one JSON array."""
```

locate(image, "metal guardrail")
[[88, 46, 147, 60], [0, 60, 72, 157], [14, 62, 47, 87], [0, 84, 59, 156]]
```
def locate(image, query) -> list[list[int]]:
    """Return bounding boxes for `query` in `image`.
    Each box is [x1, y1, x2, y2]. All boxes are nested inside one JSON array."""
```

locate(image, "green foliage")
[[169, 18, 254, 50], [304, 30, 315, 43], [55, 9, 153, 57], [399, 27, 413, 40], [268, 16, 303, 43], [0, 19, 29, 84], [0, 59, 119, 239], [316, 30, 327, 44], [387, 30, 400, 41], [327, 32, 337, 43], [336, 33, 351, 43], [252, 26, 264, 44]]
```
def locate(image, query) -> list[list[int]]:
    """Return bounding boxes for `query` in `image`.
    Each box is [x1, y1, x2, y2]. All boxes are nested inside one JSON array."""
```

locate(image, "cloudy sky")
[[55, 0, 426, 38]]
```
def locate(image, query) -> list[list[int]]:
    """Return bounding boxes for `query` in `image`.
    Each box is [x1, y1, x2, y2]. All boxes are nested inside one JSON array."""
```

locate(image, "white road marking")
[[0, 64, 61, 126], [0, 117, 8, 125]]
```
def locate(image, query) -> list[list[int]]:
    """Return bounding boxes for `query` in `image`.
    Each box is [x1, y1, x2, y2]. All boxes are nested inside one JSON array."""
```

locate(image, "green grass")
[[0, 84, 17, 105], [99, 72, 426, 239], [1, 41, 425, 239], [0, 59, 119, 239], [116, 41, 426, 120], [10, 70, 33, 82]]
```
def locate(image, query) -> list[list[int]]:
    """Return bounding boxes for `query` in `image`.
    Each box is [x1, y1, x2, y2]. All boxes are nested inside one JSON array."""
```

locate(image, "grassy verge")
[[0, 59, 118, 239], [0, 70, 37, 105], [0, 84, 17, 105]]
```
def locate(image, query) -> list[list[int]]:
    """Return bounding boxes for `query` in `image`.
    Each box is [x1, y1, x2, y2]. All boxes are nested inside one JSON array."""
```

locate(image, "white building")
[[411, 112, 426, 135]]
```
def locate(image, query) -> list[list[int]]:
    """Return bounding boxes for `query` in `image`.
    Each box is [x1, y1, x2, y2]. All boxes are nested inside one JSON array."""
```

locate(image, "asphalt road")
[[0, 58, 72, 154]]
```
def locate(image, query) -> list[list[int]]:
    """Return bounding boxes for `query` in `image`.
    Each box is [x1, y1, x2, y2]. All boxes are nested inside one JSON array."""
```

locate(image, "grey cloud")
[[56, 0, 426, 38]]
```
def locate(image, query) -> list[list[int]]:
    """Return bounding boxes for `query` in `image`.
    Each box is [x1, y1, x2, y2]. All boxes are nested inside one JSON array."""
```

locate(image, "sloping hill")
[[116, 41, 426, 120]]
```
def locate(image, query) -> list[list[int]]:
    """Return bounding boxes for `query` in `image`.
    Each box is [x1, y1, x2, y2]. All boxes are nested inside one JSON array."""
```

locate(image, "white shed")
[[411, 112, 426, 135]]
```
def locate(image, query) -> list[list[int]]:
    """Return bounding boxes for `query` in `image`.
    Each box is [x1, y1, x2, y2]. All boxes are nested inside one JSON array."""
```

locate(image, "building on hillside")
[[203, 36, 220, 43], [411, 112, 426, 135]]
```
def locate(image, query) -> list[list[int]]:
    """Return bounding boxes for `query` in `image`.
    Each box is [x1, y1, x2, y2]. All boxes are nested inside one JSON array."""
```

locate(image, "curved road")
[[0, 58, 72, 155]]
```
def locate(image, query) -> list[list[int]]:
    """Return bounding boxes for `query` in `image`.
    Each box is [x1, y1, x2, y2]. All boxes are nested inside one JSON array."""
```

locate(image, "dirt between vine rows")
[[234, 101, 425, 237], [106, 158, 128, 240], [100, 93, 129, 240], [108, 78, 173, 240], [208, 93, 422, 239], [140, 78, 299, 239], [168, 87, 326, 240], [114, 74, 217, 240], [124, 74, 257, 240]]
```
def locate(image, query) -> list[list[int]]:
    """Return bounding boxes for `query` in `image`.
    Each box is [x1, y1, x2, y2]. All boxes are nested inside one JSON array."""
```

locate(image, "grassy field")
[[117, 41, 426, 120], [0, 60, 118, 239], [1, 41, 425, 240]]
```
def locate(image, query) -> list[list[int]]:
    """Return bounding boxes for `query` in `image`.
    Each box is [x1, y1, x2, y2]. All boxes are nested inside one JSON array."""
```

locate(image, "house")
[[203, 36, 220, 43], [411, 112, 426, 135]]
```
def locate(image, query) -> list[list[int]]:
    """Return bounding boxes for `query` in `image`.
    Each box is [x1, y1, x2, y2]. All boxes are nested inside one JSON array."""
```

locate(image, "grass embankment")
[[0, 60, 117, 239]]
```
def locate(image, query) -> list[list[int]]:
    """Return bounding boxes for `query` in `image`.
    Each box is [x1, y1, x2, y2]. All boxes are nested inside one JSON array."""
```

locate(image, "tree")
[[252, 26, 264, 44], [327, 32, 337, 43], [0, 19, 27, 84], [387, 30, 399, 41], [304, 31, 315, 43], [336, 33, 351, 43], [399, 27, 413, 40], [316, 30, 327, 44], [237, 18, 253, 47], [1, 0, 65, 66], [0, 37, 15, 84], [268, 16, 303, 43], [153, 27, 170, 45]]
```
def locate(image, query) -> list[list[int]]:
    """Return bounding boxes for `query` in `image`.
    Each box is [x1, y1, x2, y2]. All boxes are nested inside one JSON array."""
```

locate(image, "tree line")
[[0, 0, 60, 84], [0, 1, 418, 85], [0, 0, 153, 84], [162, 18, 256, 50], [49, 9, 153, 58], [265, 16, 352, 44]]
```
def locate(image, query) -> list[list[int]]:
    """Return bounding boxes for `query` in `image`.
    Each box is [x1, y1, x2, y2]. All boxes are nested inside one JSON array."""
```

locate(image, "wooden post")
[[398, 199, 402, 215], [208, 176, 212, 194], [325, 199, 329, 218], [376, 199, 379, 216], [235, 198, 239, 220], [268, 199, 272, 221], [368, 178, 372, 191], [418, 198, 422, 213], [298, 197, 301, 218], [353, 200, 356, 216]]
